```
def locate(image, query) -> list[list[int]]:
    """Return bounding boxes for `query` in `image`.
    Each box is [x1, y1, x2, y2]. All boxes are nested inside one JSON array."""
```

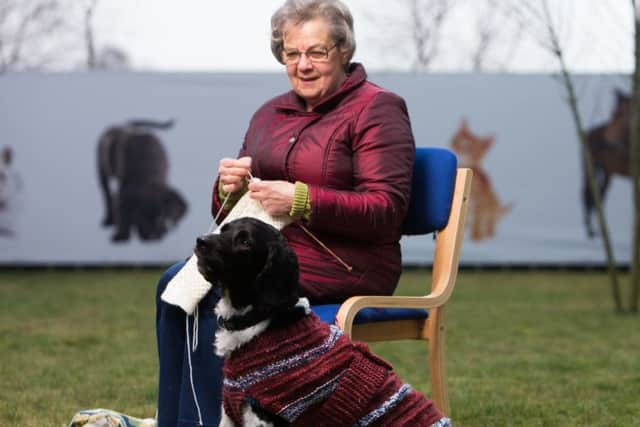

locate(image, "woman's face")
[[282, 18, 348, 111]]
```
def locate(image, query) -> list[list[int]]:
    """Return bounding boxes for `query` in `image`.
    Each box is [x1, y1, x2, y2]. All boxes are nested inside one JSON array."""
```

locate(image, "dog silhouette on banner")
[[97, 119, 187, 242]]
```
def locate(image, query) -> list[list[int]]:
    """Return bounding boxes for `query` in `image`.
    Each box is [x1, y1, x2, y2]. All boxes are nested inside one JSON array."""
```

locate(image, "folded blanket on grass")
[[69, 408, 155, 427]]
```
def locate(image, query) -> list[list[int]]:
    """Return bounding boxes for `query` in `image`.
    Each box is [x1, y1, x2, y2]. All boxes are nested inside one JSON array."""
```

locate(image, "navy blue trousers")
[[156, 261, 224, 427]]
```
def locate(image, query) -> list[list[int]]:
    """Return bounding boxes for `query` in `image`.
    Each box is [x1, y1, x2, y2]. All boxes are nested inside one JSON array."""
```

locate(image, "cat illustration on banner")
[[582, 89, 632, 238], [450, 119, 512, 241]]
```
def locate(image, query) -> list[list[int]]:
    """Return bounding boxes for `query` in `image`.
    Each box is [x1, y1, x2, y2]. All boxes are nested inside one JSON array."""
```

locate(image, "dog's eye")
[[233, 229, 252, 250], [234, 235, 251, 248]]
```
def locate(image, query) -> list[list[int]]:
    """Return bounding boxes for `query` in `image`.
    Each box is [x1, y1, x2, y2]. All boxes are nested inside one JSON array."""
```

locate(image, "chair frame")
[[335, 168, 472, 416]]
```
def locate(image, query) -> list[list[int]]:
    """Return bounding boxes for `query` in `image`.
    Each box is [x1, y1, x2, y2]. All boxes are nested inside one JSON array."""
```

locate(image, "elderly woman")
[[156, 1, 416, 426]]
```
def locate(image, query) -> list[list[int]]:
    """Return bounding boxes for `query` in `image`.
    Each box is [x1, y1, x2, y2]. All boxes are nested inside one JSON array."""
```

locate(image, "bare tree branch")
[[0, 0, 125, 72], [630, 0, 640, 312], [410, 0, 454, 70], [0, 0, 68, 72], [472, 0, 501, 70], [516, 0, 623, 312], [84, 0, 98, 68], [482, 0, 526, 71]]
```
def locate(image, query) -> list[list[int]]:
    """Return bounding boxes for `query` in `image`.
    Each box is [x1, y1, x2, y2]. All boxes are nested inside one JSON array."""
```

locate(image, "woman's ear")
[[341, 51, 350, 69], [254, 238, 299, 313]]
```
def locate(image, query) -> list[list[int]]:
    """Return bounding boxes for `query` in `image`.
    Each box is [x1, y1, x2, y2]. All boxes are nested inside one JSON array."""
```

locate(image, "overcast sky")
[[91, 0, 635, 73]]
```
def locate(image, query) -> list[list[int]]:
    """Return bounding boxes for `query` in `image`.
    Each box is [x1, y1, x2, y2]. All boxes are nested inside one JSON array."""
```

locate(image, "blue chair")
[[311, 147, 473, 416]]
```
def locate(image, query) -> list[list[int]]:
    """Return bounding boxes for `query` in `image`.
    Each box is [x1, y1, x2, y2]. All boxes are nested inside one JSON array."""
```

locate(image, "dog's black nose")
[[196, 236, 209, 251]]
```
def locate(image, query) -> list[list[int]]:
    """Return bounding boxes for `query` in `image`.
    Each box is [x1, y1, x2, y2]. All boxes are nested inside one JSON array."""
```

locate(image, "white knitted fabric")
[[161, 191, 293, 314]]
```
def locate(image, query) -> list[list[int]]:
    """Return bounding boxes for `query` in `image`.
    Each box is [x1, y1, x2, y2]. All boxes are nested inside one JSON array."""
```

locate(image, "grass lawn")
[[0, 269, 639, 426]]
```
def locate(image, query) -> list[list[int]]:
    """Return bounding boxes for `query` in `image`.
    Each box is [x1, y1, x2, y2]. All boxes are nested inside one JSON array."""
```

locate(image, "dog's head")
[[195, 217, 299, 314]]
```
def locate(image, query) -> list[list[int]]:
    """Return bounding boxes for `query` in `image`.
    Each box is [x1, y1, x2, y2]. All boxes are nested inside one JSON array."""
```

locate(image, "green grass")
[[1, 270, 639, 426]]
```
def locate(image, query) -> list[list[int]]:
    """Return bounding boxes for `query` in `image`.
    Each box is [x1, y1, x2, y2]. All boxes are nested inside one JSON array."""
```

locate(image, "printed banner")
[[0, 72, 632, 266]]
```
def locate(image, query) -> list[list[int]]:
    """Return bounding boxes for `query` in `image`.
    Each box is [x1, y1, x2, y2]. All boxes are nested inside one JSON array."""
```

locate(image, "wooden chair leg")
[[427, 309, 450, 416]]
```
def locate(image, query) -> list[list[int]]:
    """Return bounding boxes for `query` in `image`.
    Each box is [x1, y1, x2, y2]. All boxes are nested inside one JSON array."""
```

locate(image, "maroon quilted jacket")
[[212, 63, 415, 304]]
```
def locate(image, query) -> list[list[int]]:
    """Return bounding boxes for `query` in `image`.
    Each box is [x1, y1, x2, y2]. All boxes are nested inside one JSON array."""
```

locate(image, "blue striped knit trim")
[[431, 417, 453, 427], [277, 369, 346, 422], [224, 325, 343, 390], [354, 383, 413, 427]]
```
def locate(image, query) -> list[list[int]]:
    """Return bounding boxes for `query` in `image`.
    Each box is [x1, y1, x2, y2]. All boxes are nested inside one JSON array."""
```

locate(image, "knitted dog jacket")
[[222, 312, 449, 426]]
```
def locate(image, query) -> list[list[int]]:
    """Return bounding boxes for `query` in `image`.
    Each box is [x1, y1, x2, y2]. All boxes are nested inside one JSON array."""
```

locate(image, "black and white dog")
[[195, 218, 450, 427]]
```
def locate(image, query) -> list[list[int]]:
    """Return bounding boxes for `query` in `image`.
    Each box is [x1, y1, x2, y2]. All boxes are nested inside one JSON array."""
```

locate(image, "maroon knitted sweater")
[[222, 313, 446, 426]]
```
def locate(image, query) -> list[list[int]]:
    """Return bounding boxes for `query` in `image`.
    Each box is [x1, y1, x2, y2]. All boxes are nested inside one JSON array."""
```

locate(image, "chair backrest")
[[402, 147, 458, 235]]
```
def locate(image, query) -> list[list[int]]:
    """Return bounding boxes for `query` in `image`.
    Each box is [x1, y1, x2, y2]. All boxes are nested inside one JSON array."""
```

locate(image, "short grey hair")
[[271, 0, 356, 65]]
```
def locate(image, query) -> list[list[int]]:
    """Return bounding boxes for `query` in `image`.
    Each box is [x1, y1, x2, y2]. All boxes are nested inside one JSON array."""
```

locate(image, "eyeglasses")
[[281, 44, 337, 65]]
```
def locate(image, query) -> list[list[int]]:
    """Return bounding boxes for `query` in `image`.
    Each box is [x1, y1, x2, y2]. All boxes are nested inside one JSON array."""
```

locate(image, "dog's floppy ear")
[[254, 236, 299, 313]]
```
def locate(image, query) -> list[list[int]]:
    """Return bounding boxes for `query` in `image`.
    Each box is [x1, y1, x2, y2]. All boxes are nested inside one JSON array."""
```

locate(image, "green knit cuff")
[[289, 181, 311, 220], [218, 179, 248, 210]]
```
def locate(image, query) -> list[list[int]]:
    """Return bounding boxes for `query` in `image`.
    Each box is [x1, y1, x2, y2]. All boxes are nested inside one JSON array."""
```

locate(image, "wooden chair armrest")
[[335, 293, 450, 336]]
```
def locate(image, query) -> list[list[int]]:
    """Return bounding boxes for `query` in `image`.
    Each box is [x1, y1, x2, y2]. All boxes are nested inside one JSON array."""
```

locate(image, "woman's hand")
[[248, 180, 295, 216], [218, 156, 252, 193]]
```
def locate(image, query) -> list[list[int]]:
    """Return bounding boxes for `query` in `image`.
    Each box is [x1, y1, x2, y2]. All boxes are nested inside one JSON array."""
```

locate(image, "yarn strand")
[[214, 171, 353, 273], [185, 314, 204, 426], [298, 224, 353, 272]]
